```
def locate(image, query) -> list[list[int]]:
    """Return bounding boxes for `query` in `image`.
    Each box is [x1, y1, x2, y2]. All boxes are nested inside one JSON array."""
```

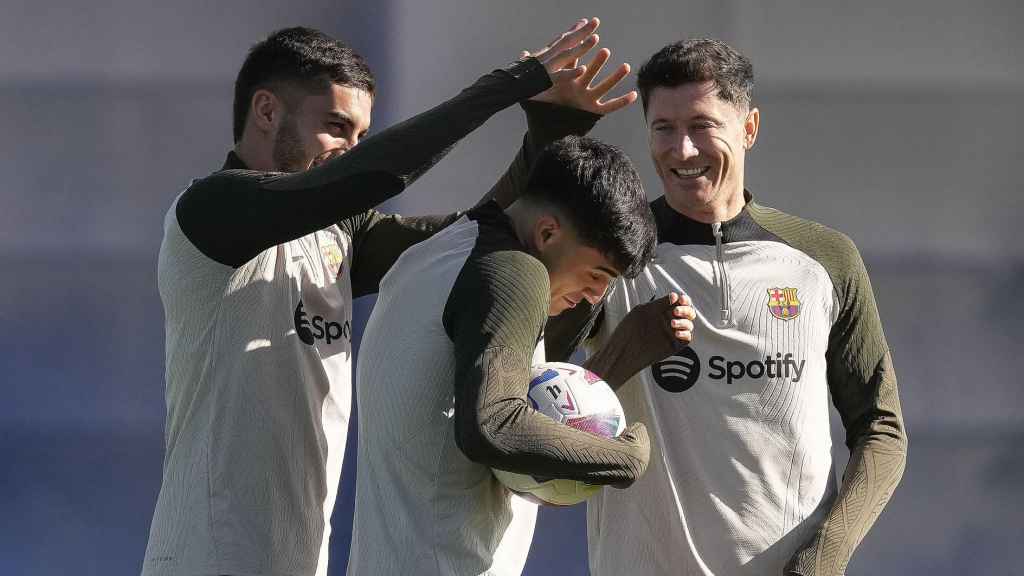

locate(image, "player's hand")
[[625, 292, 695, 350], [525, 18, 601, 90], [525, 20, 637, 115], [666, 292, 695, 345], [584, 292, 695, 390]]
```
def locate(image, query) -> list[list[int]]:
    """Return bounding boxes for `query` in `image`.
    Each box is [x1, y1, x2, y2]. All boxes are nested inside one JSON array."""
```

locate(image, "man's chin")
[[664, 185, 718, 212]]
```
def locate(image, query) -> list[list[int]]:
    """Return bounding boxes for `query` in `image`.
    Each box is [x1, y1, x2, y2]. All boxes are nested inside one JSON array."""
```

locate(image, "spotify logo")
[[651, 348, 701, 393]]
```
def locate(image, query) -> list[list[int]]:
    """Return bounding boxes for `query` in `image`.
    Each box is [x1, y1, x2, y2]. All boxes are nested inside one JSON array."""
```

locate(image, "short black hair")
[[524, 136, 656, 279], [232, 27, 375, 143], [637, 38, 753, 112]]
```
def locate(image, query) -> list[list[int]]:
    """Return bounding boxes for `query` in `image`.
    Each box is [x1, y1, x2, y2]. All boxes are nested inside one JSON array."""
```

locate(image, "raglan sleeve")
[[339, 209, 463, 298], [443, 248, 650, 486], [786, 235, 908, 576], [175, 58, 552, 268]]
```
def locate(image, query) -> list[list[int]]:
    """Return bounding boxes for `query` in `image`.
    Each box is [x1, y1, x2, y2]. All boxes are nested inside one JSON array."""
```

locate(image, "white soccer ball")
[[492, 362, 627, 506]]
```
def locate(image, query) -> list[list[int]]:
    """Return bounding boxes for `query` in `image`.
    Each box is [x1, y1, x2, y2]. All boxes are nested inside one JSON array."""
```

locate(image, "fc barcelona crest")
[[767, 287, 801, 320], [321, 243, 344, 273]]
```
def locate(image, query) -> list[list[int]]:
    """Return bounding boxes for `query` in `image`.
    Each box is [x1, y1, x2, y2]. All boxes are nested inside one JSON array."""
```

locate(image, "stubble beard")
[[272, 114, 308, 173]]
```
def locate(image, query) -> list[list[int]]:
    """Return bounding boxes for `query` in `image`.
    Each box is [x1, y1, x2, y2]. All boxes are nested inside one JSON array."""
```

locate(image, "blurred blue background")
[[1, 0, 1022, 574]]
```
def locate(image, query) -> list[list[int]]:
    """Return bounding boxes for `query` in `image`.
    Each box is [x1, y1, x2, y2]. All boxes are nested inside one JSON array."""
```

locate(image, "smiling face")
[[647, 81, 759, 223], [529, 213, 619, 316], [271, 83, 373, 172]]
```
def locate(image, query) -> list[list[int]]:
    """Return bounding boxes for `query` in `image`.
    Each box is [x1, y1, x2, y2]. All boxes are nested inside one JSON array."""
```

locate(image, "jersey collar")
[[653, 190, 778, 246], [222, 150, 250, 170]]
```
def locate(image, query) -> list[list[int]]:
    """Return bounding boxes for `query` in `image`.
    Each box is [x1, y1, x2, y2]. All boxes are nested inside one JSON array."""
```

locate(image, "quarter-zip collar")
[[652, 191, 766, 329], [653, 190, 773, 246], [222, 150, 250, 170]]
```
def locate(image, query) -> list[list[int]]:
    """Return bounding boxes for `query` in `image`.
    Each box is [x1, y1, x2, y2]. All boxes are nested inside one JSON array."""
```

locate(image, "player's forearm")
[[177, 58, 551, 267], [786, 354, 907, 575], [785, 436, 907, 575], [477, 100, 601, 209], [453, 346, 649, 486], [584, 295, 686, 390], [266, 57, 553, 198]]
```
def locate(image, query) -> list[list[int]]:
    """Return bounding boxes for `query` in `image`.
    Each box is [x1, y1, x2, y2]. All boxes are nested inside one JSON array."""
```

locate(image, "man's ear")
[[532, 213, 563, 254], [743, 106, 760, 150], [250, 88, 282, 134]]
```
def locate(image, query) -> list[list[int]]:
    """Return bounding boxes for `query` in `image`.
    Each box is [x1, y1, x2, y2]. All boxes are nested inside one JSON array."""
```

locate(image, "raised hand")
[[524, 18, 637, 115], [526, 19, 599, 85]]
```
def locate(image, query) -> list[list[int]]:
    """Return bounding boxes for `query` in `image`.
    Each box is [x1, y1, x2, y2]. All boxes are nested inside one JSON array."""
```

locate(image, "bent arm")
[[786, 252, 907, 576], [443, 249, 649, 486], [583, 294, 689, 390], [177, 58, 551, 267], [340, 102, 600, 297]]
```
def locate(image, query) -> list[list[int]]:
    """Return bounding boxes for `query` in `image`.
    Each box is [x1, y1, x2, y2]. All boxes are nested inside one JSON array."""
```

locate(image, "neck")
[[233, 136, 276, 172], [503, 201, 536, 251], [667, 187, 747, 224]]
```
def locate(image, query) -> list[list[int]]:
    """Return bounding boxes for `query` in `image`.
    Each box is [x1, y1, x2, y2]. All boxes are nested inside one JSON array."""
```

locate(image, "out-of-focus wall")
[[1, 0, 1020, 574]]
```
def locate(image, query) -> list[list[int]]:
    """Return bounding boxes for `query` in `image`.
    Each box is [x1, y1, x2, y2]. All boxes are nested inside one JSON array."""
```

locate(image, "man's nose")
[[675, 133, 698, 160]]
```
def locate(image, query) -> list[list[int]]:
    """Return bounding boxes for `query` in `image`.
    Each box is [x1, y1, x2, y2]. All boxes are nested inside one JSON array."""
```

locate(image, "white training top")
[[587, 221, 839, 575], [143, 194, 354, 576], [347, 214, 543, 576]]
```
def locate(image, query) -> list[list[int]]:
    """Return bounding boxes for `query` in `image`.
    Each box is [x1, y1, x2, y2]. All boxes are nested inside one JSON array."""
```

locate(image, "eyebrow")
[[650, 113, 722, 125], [597, 265, 619, 277], [692, 114, 723, 124]]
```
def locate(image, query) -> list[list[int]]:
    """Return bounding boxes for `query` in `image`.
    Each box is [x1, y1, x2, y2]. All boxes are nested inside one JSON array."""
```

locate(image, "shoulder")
[[462, 247, 550, 298], [182, 168, 264, 196], [442, 246, 549, 346], [176, 168, 266, 225], [747, 201, 866, 283]]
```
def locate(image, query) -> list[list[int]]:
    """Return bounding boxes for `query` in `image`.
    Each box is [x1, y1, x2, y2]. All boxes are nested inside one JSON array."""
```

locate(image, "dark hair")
[[232, 27, 375, 142], [637, 38, 753, 112], [524, 136, 656, 279]]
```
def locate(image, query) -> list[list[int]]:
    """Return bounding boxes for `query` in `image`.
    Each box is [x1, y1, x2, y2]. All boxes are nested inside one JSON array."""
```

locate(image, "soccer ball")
[[492, 362, 627, 506]]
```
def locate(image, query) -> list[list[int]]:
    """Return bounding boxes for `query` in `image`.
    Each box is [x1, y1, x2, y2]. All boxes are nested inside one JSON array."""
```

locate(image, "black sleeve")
[[476, 100, 601, 209], [175, 58, 552, 267], [340, 210, 463, 298], [442, 249, 649, 486], [338, 102, 600, 297]]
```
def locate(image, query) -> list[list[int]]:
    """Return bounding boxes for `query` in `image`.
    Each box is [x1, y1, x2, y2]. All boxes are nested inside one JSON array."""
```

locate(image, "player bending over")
[[347, 136, 695, 576]]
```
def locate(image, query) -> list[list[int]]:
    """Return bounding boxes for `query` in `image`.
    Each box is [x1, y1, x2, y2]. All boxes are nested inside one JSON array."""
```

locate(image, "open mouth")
[[670, 166, 710, 179]]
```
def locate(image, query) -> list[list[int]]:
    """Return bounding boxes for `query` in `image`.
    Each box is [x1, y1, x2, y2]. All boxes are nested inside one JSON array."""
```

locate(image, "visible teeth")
[[672, 167, 708, 178]]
